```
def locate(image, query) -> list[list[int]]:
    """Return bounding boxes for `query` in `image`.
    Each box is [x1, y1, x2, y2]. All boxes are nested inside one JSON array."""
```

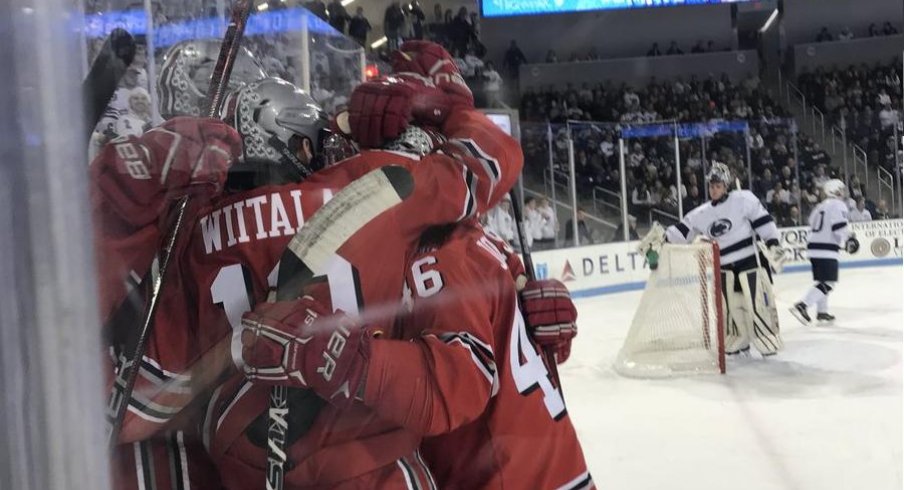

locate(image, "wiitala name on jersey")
[[199, 189, 329, 255]]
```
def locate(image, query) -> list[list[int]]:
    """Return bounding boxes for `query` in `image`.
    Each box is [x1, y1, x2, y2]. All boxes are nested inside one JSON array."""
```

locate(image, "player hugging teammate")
[[639, 162, 787, 357], [92, 39, 592, 489]]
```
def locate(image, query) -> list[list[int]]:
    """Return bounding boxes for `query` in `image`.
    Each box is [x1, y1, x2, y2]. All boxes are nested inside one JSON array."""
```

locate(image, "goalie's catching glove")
[[521, 279, 578, 364], [240, 297, 381, 408]]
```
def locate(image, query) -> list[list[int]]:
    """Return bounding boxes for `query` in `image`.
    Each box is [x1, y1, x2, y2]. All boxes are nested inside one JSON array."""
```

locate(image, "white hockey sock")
[[816, 296, 829, 314], [802, 286, 825, 308]]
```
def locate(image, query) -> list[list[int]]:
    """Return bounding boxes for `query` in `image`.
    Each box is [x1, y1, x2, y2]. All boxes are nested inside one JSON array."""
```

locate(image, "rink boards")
[[531, 219, 903, 298]]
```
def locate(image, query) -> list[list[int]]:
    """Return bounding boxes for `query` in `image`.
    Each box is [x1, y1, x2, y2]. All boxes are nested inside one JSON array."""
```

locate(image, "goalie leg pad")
[[739, 268, 783, 356], [721, 271, 751, 354]]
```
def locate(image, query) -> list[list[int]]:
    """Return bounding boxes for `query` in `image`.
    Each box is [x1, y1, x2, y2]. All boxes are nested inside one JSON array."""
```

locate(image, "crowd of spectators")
[[813, 22, 899, 43], [798, 60, 902, 175], [517, 73, 866, 228]]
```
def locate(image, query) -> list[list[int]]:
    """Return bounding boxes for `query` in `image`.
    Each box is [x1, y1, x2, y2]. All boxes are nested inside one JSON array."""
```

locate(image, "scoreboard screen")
[[481, 0, 749, 18]]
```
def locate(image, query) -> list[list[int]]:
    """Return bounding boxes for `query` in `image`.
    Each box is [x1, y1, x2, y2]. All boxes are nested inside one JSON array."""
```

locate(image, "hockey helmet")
[[823, 178, 846, 199], [222, 77, 330, 173], [157, 39, 267, 119], [706, 162, 732, 185], [383, 125, 443, 157]]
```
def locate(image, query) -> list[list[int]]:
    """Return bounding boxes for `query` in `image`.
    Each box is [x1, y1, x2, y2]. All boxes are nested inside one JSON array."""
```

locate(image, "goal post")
[[614, 241, 725, 378]]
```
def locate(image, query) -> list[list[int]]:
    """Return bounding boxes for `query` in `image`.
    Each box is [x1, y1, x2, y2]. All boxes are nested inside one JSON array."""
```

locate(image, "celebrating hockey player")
[[100, 41, 530, 488], [241, 219, 593, 489], [790, 179, 857, 325], [639, 162, 786, 356]]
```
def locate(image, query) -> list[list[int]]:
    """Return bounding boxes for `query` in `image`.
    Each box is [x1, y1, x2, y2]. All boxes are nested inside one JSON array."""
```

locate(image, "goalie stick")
[[106, 0, 254, 449], [265, 165, 414, 490], [82, 28, 135, 140], [508, 190, 563, 392]]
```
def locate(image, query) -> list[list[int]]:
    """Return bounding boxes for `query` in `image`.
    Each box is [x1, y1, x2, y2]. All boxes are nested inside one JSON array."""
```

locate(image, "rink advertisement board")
[[531, 219, 903, 299]]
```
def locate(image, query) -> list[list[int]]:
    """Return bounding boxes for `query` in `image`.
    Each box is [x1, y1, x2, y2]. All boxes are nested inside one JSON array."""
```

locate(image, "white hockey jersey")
[[666, 190, 779, 268], [806, 198, 850, 260]]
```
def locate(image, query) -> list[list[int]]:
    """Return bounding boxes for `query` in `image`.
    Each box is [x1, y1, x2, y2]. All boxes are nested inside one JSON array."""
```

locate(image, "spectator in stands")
[[586, 47, 600, 61], [691, 40, 705, 54], [409, 0, 426, 39], [306, 0, 328, 20], [666, 41, 683, 56], [328, 0, 350, 34], [521, 197, 541, 249], [546, 49, 558, 63], [447, 7, 472, 57], [849, 197, 872, 222], [883, 22, 899, 35], [816, 27, 833, 42], [869, 23, 881, 37], [485, 197, 515, 244], [384, 2, 405, 50], [785, 205, 801, 227], [874, 199, 892, 219], [769, 192, 789, 222], [646, 42, 662, 57], [503, 40, 528, 81], [535, 197, 558, 249], [565, 207, 596, 245], [483, 61, 503, 107], [706, 40, 717, 52], [348, 7, 371, 47], [837, 26, 854, 41], [682, 185, 703, 212], [631, 182, 652, 220], [766, 182, 791, 205], [613, 215, 640, 242]]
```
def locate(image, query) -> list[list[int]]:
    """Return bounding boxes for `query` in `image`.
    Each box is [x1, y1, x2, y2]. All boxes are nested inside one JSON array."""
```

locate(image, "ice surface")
[[562, 265, 903, 490]]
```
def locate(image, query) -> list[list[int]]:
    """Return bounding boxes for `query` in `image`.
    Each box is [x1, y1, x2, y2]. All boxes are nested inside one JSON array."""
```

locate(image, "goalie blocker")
[[635, 163, 785, 366]]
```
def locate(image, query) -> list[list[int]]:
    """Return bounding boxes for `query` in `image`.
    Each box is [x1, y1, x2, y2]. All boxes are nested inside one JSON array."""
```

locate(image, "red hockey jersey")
[[362, 221, 594, 490], [110, 109, 522, 487]]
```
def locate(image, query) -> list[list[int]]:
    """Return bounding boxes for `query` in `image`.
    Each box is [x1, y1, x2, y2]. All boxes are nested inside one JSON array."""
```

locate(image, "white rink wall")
[[531, 219, 904, 298]]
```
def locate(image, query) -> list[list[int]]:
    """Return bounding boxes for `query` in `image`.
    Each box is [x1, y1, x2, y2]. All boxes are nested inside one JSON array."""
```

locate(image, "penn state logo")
[[709, 219, 732, 237]]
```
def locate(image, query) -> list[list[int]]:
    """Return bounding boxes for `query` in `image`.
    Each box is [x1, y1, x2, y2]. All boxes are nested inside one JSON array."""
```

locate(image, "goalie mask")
[[222, 77, 330, 174], [157, 39, 267, 119], [706, 162, 732, 186], [823, 179, 846, 199]]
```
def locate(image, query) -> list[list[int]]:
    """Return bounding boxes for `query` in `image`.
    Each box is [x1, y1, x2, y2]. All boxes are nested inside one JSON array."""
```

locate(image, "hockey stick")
[[106, 0, 254, 449], [507, 190, 563, 391], [263, 165, 414, 490], [82, 28, 135, 140]]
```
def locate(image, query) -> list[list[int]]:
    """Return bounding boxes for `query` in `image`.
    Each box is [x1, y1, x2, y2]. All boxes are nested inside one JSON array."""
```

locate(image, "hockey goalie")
[[618, 163, 786, 377]]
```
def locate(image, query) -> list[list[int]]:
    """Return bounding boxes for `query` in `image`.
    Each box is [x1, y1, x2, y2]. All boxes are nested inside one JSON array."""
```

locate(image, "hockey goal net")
[[614, 241, 725, 378]]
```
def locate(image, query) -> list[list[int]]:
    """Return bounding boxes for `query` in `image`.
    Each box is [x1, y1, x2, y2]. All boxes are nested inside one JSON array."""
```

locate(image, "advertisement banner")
[[531, 219, 903, 298]]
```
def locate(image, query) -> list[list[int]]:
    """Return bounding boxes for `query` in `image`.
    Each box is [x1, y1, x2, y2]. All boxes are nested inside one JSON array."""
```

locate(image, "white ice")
[[562, 265, 903, 490]]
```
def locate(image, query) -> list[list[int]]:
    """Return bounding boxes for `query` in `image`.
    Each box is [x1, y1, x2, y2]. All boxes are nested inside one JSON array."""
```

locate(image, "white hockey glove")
[[757, 240, 786, 274], [638, 222, 666, 271]]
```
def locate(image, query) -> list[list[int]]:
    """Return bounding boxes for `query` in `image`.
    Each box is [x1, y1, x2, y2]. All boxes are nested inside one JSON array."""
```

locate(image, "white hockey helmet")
[[706, 161, 732, 185], [157, 39, 267, 119], [823, 178, 846, 199], [222, 77, 330, 173]]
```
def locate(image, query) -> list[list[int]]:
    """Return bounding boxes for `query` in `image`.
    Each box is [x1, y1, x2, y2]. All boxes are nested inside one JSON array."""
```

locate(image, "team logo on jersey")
[[709, 219, 732, 237], [561, 260, 576, 282]]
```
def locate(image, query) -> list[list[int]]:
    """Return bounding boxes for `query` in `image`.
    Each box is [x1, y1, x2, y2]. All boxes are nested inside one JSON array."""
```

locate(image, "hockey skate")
[[790, 302, 811, 325], [816, 312, 835, 324]]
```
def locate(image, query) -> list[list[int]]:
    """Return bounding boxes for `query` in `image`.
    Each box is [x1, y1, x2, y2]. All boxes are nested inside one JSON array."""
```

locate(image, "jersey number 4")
[[409, 257, 566, 421]]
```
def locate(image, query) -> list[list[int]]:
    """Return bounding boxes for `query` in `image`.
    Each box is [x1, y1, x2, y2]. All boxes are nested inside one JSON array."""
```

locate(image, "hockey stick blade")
[[82, 28, 135, 140], [276, 165, 414, 300]]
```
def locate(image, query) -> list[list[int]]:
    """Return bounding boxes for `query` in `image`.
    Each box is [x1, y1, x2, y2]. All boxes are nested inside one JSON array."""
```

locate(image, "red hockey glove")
[[521, 279, 578, 364], [93, 116, 240, 227], [347, 78, 413, 148], [391, 41, 474, 113], [240, 297, 379, 408]]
